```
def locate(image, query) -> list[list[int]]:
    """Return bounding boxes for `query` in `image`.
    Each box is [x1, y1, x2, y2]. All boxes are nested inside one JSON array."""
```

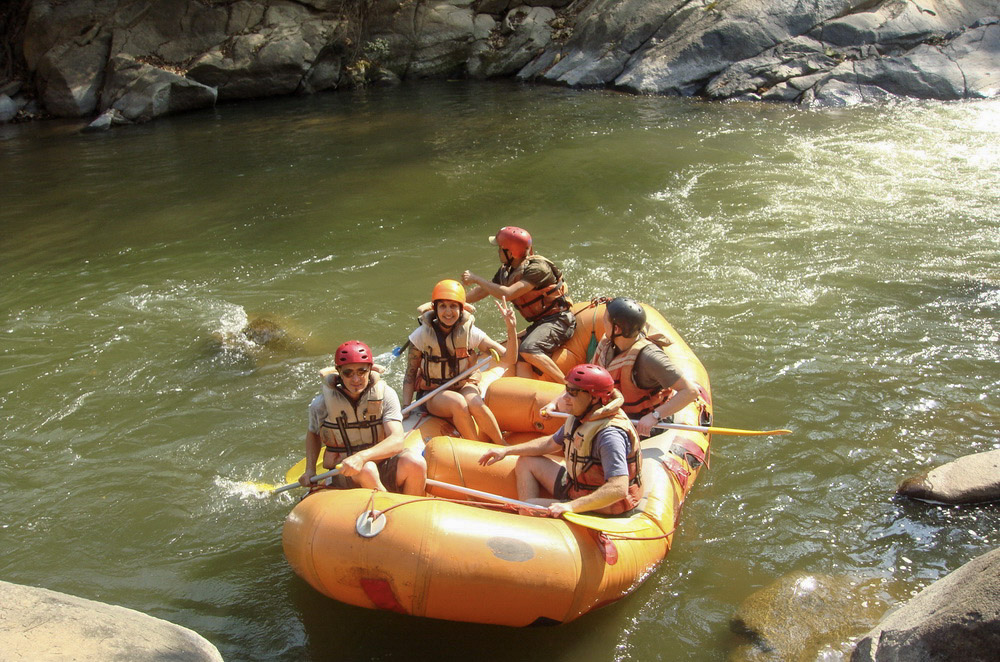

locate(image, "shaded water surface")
[[1, 82, 998, 661]]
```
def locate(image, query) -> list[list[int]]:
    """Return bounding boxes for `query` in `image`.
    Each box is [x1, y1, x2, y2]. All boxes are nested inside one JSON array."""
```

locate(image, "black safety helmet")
[[607, 297, 646, 338]]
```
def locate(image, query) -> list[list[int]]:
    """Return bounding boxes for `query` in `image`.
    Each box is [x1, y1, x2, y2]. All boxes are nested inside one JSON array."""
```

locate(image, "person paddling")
[[594, 297, 702, 437], [401, 280, 518, 445], [298, 341, 426, 494], [478, 364, 642, 517], [462, 226, 575, 382]]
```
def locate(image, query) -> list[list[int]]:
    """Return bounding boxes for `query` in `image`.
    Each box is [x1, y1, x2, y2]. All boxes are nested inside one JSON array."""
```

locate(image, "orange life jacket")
[[561, 408, 642, 516], [594, 337, 673, 417], [410, 309, 476, 391], [319, 368, 386, 455], [497, 254, 571, 322]]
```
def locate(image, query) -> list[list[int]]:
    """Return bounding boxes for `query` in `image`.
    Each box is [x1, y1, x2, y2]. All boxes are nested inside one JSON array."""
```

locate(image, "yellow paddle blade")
[[561, 511, 653, 535], [284, 456, 325, 485]]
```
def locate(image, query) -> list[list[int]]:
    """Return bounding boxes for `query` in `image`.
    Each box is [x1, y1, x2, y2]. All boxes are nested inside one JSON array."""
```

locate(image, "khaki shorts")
[[520, 311, 576, 356]]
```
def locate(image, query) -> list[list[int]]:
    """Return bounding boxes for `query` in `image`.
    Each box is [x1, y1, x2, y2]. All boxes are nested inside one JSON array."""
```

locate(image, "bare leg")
[[520, 351, 565, 382], [353, 461, 387, 491], [395, 451, 427, 496], [426, 390, 479, 441], [461, 384, 503, 444], [514, 456, 563, 502]]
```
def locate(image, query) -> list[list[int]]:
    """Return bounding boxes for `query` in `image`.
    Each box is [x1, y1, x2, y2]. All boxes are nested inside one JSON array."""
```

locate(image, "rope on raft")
[[359, 490, 679, 541]]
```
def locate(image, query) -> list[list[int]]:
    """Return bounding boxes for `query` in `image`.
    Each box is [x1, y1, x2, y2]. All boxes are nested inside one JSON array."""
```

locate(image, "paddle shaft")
[[272, 355, 493, 494], [273, 466, 341, 494], [425, 478, 546, 512], [547, 411, 789, 436], [424, 477, 650, 534]]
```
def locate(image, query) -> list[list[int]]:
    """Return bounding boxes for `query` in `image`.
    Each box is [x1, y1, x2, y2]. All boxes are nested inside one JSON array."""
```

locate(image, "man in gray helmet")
[[593, 297, 702, 437]]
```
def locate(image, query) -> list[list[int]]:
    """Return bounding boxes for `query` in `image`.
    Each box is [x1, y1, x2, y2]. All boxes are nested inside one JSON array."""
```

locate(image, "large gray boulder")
[[522, 0, 999, 105], [382, 0, 481, 77], [0, 580, 223, 662], [102, 55, 217, 122], [0, 94, 18, 122], [186, 3, 346, 99], [851, 548, 1000, 662], [897, 449, 1000, 504], [469, 6, 555, 78], [13, 0, 1000, 122]]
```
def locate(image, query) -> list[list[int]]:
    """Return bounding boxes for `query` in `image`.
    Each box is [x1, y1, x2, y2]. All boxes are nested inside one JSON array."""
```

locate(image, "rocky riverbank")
[[0, 580, 223, 661], [1, 0, 997, 127]]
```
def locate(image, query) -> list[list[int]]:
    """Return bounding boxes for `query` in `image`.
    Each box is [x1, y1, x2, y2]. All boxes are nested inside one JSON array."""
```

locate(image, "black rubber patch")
[[487, 536, 535, 562]]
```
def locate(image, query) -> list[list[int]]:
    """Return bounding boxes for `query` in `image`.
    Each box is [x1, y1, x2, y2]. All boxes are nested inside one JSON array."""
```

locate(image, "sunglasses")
[[339, 366, 371, 378], [565, 385, 583, 397]]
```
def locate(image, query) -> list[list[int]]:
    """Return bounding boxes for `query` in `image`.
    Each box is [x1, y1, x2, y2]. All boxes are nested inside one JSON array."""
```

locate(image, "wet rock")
[[897, 449, 1000, 505], [82, 107, 131, 132], [101, 55, 217, 123], [241, 317, 290, 349], [851, 548, 1000, 662], [0, 580, 223, 662], [730, 572, 888, 662], [0, 94, 17, 122]]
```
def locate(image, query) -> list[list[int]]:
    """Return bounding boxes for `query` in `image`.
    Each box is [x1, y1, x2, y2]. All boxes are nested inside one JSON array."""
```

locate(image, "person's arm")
[[634, 349, 702, 436], [465, 282, 490, 304], [401, 346, 422, 408], [550, 476, 629, 516], [462, 269, 534, 301], [476, 299, 518, 364], [549, 427, 630, 515], [297, 430, 323, 486], [341, 419, 406, 476], [479, 433, 561, 465]]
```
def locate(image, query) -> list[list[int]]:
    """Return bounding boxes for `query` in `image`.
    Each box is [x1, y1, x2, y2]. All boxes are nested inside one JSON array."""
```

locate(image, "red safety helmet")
[[431, 279, 466, 305], [334, 340, 374, 366], [565, 364, 615, 403], [489, 226, 532, 260]]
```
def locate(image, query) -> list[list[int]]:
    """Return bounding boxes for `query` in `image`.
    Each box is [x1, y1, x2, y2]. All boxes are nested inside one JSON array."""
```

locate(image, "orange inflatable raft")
[[282, 302, 712, 626]]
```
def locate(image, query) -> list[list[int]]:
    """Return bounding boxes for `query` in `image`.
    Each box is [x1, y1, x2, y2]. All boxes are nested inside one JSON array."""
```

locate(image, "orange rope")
[[358, 489, 679, 542]]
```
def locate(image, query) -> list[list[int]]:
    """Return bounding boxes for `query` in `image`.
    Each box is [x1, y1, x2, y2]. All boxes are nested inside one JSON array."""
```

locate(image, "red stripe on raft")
[[360, 578, 407, 613]]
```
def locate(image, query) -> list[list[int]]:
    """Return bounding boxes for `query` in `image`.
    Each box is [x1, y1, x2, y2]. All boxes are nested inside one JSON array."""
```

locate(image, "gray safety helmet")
[[607, 297, 646, 338]]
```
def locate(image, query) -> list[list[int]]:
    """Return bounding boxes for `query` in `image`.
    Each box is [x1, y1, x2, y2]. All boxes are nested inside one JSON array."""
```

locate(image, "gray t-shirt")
[[308, 384, 403, 434], [629, 344, 686, 391], [554, 424, 630, 478]]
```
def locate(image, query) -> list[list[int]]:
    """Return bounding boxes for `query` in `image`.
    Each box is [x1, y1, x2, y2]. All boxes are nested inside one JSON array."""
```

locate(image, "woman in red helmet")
[[478, 364, 642, 516], [298, 340, 426, 495], [462, 226, 575, 383], [402, 279, 518, 445]]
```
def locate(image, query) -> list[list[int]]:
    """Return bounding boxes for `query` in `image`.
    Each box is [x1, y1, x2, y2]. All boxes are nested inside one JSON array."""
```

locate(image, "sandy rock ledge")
[[0, 580, 223, 662]]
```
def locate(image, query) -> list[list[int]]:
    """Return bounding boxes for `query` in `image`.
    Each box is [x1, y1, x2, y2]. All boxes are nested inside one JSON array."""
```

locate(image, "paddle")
[[266, 354, 496, 494], [547, 411, 790, 436], [424, 478, 648, 534], [272, 466, 341, 494]]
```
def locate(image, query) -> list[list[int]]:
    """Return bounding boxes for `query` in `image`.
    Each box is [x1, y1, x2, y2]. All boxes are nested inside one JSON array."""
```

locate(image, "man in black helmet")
[[593, 298, 701, 437]]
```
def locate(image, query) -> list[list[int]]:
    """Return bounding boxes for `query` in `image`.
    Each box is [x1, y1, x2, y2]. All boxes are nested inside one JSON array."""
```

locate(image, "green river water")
[[1, 81, 998, 661]]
